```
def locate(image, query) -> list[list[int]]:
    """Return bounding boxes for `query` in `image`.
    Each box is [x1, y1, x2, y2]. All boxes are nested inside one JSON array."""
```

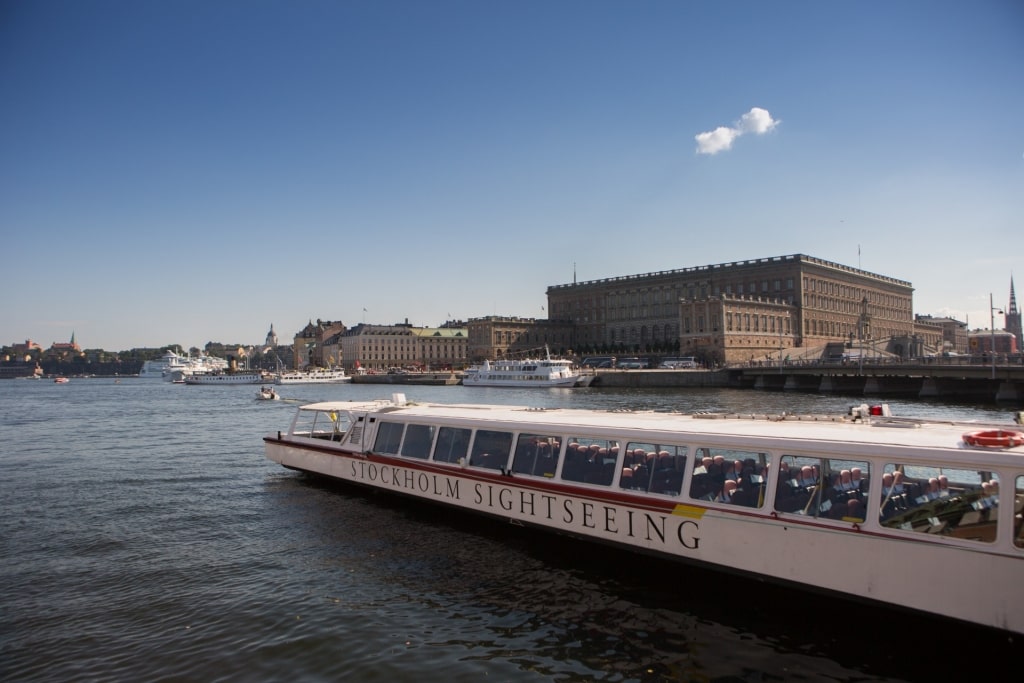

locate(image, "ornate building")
[[546, 254, 915, 364], [340, 322, 468, 372], [292, 319, 346, 369], [465, 316, 576, 362]]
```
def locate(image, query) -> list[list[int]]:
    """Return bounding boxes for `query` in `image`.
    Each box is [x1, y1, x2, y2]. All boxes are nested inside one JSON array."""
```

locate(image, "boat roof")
[[296, 399, 1024, 459]]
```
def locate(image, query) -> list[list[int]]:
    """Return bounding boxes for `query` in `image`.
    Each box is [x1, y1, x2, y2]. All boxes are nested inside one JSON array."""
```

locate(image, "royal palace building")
[[546, 254, 915, 365]]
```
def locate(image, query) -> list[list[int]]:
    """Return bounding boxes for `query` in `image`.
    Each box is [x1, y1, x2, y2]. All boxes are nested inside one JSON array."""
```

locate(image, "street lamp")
[[990, 292, 1004, 380]]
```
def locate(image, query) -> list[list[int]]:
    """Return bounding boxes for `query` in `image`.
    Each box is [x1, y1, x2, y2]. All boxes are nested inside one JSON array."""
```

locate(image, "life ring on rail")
[[962, 430, 1024, 448]]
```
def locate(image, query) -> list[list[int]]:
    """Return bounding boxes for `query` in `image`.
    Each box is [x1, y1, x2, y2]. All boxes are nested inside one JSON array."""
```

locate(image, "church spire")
[[1006, 276, 1023, 353]]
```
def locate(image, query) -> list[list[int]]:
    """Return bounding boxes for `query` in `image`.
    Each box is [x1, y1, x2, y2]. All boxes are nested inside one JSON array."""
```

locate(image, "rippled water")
[[1, 379, 1018, 681]]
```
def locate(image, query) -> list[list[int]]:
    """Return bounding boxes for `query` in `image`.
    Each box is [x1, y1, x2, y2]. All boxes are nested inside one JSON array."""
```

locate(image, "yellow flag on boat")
[[328, 411, 338, 422]]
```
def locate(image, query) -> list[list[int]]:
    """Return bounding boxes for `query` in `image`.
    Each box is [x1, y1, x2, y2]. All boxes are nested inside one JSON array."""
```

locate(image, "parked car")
[[659, 357, 697, 369]]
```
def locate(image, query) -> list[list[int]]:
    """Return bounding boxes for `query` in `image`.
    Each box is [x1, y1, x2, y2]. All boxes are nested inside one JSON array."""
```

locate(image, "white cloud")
[[695, 107, 779, 155], [694, 126, 739, 155]]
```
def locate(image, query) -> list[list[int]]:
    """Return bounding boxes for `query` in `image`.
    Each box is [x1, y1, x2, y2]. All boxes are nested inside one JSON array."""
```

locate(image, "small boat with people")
[[274, 368, 351, 385], [256, 386, 279, 401], [265, 395, 1024, 634], [462, 346, 585, 387]]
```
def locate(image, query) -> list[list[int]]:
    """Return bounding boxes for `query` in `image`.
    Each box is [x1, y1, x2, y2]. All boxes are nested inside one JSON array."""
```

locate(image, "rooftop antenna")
[[573, 261, 577, 284]]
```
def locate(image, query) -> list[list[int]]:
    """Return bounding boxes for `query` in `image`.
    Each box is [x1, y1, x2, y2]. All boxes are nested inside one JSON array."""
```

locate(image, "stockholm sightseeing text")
[[350, 460, 701, 550]]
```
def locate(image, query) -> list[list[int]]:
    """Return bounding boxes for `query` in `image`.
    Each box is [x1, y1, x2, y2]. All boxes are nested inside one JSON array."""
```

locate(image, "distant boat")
[[275, 368, 351, 385], [463, 346, 582, 387], [53, 377, 69, 384], [139, 349, 228, 381], [256, 386, 279, 400], [139, 349, 182, 378], [183, 371, 267, 385]]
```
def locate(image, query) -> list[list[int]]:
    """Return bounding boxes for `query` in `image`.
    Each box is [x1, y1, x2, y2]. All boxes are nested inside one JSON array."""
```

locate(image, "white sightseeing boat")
[[265, 396, 1024, 634], [463, 347, 582, 387], [183, 370, 267, 385], [275, 368, 351, 385]]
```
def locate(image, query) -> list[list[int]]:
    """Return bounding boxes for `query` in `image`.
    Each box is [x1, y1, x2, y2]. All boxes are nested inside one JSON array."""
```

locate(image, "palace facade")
[[546, 254, 916, 365]]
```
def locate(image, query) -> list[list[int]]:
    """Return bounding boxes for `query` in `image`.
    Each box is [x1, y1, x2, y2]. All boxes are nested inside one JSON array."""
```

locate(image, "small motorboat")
[[54, 377, 69, 384], [256, 386, 279, 401]]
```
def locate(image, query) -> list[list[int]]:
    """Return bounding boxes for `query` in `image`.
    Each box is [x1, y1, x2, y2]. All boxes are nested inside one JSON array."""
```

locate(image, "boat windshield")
[[292, 408, 350, 441]]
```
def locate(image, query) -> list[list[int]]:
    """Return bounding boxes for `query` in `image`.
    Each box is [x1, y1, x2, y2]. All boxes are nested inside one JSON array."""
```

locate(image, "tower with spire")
[[1007, 277, 1022, 353], [265, 323, 278, 348]]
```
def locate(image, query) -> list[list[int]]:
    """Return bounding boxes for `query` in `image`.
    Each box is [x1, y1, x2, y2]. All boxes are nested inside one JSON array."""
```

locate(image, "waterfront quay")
[[588, 362, 1024, 402]]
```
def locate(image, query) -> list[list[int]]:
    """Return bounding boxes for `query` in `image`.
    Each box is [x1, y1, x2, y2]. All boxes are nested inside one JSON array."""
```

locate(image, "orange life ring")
[[962, 429, 1024, 448]]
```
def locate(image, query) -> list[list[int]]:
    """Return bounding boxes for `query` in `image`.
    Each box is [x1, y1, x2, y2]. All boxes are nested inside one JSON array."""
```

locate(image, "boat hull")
[[462, 376, 579, 387], [265, 400, 1024, 635], [266, 437, 1021, 634]]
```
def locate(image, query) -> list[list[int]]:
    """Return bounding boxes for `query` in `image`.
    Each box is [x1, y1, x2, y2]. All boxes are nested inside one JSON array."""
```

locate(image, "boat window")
[[1015, 476, 1024, 549], [879, 464, 999, 543], [774, 456, 870, 521], [400, 423, 435, 460], [511, 433, 562, 478], [688, 448, 770, 508], [470, 430, 513, 471], [620, 442, 687, 496], [561, 438, 619, 486], [433, 427, 471, 464], [374, 421, 404, 455]]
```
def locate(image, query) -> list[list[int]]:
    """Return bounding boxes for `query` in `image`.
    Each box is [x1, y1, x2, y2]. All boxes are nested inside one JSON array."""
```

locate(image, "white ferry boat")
[[164, 353, 229, 382], [463, 347, 582, 387], [139, 349, 184, 378], [275, 368, 351, 385], [265, 396, 1024, 635], [183, 370, 267, 385]]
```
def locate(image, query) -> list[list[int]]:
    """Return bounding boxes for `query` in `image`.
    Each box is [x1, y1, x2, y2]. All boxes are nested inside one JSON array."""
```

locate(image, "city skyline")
[[2, 1, 1021, 351]]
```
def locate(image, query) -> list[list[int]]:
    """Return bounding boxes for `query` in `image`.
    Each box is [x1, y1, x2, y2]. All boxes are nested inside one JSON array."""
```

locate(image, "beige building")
[[676, 295, 799, 365], [466, 316, 576, 362], [913, 315, 967, 355], [340, 323, 468, 371], [292, 319, 346, 369], [546, 253, 915, 365]]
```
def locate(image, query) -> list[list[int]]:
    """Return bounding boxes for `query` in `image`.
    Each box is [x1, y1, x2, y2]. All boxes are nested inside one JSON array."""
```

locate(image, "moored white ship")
[[183, 370, 267, 385], [266, 397, 1024, 634], [274, 368, 351, 385], [463, 346, 582, 387], [139, 349, 183, 378]]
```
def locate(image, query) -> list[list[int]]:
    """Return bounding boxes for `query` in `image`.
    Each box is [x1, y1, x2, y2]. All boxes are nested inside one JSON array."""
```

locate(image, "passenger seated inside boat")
[[692, 448, 769, 507], [717, 480, 738, 503], [618, 442, 687, 495], [879, 466, 1001, 542], [561, 437, 618, 486], [774, 455, 871, 520]]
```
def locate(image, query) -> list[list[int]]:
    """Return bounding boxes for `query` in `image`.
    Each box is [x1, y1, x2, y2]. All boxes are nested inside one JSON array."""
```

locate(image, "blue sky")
[[2, 0, 1021, 352]]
